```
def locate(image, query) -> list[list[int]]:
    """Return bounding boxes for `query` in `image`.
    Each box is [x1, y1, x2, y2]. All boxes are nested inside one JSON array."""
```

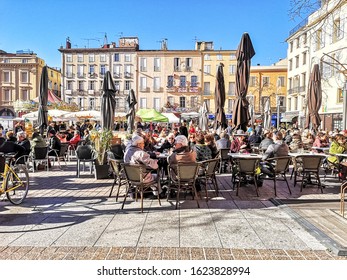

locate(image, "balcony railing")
[[140, 87, 150, 92], [113, 72, 122, 79], [287, 85, 306, 95], [66, 72, 74, 78], [166, 86, 201, 94], [77, 73, 85, 78], [124, 72, 133, 78], [153, 87, 163, 92]]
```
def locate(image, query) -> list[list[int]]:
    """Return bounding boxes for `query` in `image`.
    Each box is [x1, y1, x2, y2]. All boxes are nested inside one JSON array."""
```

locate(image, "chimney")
[[66, 37, 71, 49]]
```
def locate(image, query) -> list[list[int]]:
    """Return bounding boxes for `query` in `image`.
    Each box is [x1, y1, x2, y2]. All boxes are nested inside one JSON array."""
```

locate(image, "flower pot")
[[94, 164, 110, 180]]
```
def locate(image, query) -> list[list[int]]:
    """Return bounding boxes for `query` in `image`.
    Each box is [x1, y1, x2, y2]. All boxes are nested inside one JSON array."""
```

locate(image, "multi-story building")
[[59, 37, 139, 112], [137, 45, 202, 112], [0, 50, 61, 116], [249, 59, 288, 126], [286, 0, 347, 130], [199, 41, 237, 116]]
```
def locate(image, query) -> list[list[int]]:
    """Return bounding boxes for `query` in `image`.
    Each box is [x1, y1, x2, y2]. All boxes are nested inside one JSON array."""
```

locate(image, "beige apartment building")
[[59, 37, 139, 112], [137, 43, 202, 112], [199, 42, 237, 117], [249, 59, 288, 125], [0, 50, 61, 116]]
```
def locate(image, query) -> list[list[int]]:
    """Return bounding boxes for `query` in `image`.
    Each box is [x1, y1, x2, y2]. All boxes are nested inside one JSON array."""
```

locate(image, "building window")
[[290, 41, 293, 53], [190, 96, 198, 108], [167, 75, 174, 88], [228, 99, 233, 112], [216, 54, 223, 60], [154, 58, 160, 71], [179, 76, 186, 87], [294, 96, 298, 111], [89, 98, 95, 110], [114, 53, 120, 62], [88, 81, 95, 90], [67, 97, 73, 104], [250, 76, 257, 87], [262, 76, 270, 87], [185, 58, 192, 71], [191, 76, 198, 87], [179, 96, 186, 108], [301, 72, 306, 88], [289, 59, 293, 71], [100, 65, 106, 76], [302, 51, 307, 65], [230, 53, 236, 60], [277, 76, 285, 87], [125, 80, 131, 90], [67, 81, 73, 90], [66, 54, 72, 62], [228, 82, 235, 95], [153, 98, 160, 111], [302, 32, 307, 44], [288, 98, 291, 111], [89, 54, 95, 62], [333, 18, 342, 42], [204, 65, 211, 74], [140, 58, 147, 71], [140, 98, 147, 109], [204, 82, 210, 95], [338, 88, 343, 103], [113, 64, 121, 77], [295, 55, 299, 68], [140, 77, 147, 91], [174, 58, 180, 71], [100, 54, 106, 62], [124, 54, 131, 62], [77, 64, 84, 78], [3, 89, 11, 101], [21, 71, 28, 83], [167, 96, 174, 107], [78, 97, 83, 109], [124, 65, 131, 77], [3, 71, 10, 83], [315, 28, 325, 51], [295, 38, 300, 48], [114, 81, 120, 90], [153, 77, 160, 91], [78, 81, 84, 91], [77, 54, 83, 62], [229, 65, 236, 75], [204, 54, 210, 61]]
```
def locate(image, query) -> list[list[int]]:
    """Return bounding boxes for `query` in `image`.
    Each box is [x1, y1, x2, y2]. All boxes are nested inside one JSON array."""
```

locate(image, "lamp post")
[[276, 77, 281, 129], [343, 81, 347, 130]]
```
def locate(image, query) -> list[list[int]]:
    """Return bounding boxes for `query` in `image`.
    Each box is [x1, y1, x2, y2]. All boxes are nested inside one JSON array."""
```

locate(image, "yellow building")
[[0, 50, 61, 116], [249, 59, 288, 124], [199, 41, 237, 116]]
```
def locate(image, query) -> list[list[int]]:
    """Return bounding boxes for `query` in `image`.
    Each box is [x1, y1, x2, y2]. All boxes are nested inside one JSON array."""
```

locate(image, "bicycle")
[[0, 152, 29, 205]]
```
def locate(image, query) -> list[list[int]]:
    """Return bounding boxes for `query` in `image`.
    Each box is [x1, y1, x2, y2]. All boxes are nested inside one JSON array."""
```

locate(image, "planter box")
[[95, 164, 110, 180]]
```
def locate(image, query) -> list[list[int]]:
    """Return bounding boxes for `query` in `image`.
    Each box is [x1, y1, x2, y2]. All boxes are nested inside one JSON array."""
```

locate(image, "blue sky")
[[0, 0, 299, 68]]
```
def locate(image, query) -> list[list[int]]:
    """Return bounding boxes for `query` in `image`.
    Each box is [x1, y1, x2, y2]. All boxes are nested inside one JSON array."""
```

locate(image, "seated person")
[[194, 133, 212, 162], [216, 132, 231, 150], [157, 133, 175, 153], [0, 134, 25, 162], [15, 131, 31, 164], [69, 130, 81, 146], [48, 130, 61, 157], [327, 134, 347, 179], [230, 130, 250, 153], [258, 131, 289, 186]]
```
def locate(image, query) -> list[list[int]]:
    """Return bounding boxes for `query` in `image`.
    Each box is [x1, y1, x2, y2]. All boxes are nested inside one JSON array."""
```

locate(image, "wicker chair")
[[232, 157, 260, 196], [198, 158, 220, 201]]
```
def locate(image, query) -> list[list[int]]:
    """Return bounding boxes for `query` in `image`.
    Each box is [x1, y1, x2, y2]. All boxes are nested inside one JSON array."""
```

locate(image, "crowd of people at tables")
[[123, 120, 347, 198], [1, 118, 347, 193]]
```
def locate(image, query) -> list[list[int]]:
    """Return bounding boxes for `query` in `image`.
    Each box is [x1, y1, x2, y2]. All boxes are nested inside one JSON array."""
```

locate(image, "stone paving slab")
[[0, 161, 347, 259]]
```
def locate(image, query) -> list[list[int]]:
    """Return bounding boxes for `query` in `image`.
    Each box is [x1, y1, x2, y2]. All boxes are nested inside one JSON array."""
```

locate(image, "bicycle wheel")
[[5, 165, 29, 205]]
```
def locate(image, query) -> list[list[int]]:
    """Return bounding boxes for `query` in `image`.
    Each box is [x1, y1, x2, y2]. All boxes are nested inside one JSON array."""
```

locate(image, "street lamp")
[[276, 77, 281, 129]]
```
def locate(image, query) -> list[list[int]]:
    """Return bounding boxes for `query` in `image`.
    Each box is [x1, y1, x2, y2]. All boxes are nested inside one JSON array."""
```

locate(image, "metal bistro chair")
[[168, 162, 200, 209], [198, 158, 220, 201], [121, 163, 161, 213], [232, 157, 260, 197], [218, 148, 231, 173], [108, 158, 126, 201], [294, 154, 326, 193], [75, 145, 97, 177], [49, 143, 69, 169], [262, 156, 292, 196], [31, 146, 50, 172]]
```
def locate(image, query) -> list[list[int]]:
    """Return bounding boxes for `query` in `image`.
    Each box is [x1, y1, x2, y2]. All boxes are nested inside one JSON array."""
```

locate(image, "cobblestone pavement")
[[0, 160, 346, 260]]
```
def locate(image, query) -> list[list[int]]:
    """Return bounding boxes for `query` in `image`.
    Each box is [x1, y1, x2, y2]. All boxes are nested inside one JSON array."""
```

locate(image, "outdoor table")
[[228, 153, 262, 159], [311, 147, 330, 153]]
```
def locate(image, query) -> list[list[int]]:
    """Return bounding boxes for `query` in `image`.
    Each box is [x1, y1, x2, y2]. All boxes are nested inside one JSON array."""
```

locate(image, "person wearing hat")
[[230, 130, 250, 153], [48, 129, 61, 157]]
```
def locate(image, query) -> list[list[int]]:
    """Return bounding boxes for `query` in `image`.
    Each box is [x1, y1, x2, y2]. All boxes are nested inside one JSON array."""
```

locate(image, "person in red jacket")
[[69, 130, 81, 147]]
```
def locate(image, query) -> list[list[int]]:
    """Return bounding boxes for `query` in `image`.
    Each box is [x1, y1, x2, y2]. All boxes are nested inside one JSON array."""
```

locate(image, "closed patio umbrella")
[[38, 66, 48, 136], [305, 64, 322, 131], [126, 89, 137, 134], [263, 97, 271, 129], [101, 71, 117, 130], [232, 33, 255, 131], [199, 100, 209, 131], [214, 63, 227, 132]]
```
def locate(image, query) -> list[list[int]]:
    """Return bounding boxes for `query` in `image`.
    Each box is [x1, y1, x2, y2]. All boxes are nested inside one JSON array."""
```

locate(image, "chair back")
[[202, 158, 220, 176], [76, 145, 95, 160], [122, 163, 146, 184], [33, 146, 49, 160], [268, 156, 292, 173], [237, 158, 259, 174], [110, 144, 124, 160], [219, 148, 230, 160], [299, 155, 325, 171], [170, 163, 200, 183], [109, 158, 124, 176]]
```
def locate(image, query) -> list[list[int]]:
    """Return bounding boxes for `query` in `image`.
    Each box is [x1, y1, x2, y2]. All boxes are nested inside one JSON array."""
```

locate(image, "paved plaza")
[[0, 159, 346, 260]]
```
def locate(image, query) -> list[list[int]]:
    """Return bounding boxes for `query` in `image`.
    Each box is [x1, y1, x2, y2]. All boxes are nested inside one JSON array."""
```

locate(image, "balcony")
[[88, 73, 97, 78], [153, 87, 163, 92], [287, 86, 306, 95], [166, 86, 201, 95], [77, 72, 85, 79], [113, 72, 122, 79], [66, 72, 74, 79], [124, 72, 133, 78], [88, 90, 94, 95], [65, 90, 72, 95], [140, 87, 150, 92], [203, 91, 212, 96]]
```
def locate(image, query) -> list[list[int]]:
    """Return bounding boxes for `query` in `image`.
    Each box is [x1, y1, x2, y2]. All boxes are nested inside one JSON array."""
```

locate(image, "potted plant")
[[90, 128, 113, 179]]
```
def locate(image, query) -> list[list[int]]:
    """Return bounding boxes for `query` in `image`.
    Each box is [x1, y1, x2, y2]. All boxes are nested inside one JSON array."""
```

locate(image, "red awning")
[[33, 90, 62, 103]]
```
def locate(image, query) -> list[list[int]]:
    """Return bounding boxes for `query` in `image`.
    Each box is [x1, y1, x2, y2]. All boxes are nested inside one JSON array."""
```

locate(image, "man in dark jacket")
[[179, 122, 188, 138], [48, 130, 61, 156], [0, 135, 25, 162]]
